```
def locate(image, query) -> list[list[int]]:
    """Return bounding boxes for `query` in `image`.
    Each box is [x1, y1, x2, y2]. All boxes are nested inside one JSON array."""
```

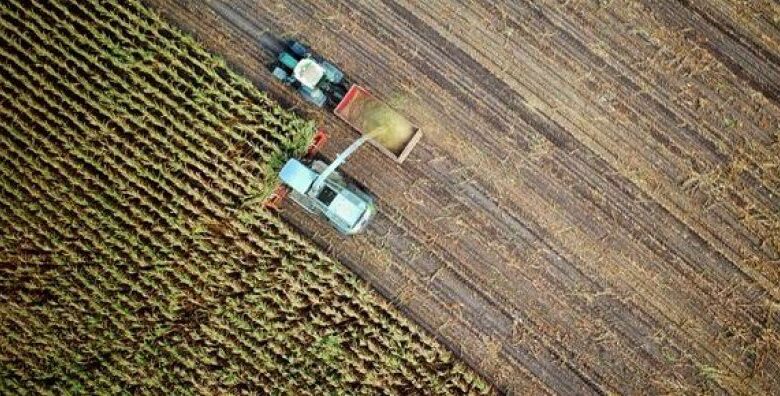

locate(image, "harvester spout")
[[310, 131, 381, 195]]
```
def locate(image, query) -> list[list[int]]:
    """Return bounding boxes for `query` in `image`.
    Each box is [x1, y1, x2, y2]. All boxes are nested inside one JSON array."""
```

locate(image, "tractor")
[[270, 40, 349, 108]]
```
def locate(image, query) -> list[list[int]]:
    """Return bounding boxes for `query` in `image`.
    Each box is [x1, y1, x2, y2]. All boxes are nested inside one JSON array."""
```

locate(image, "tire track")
[[145, 0, 780, 394]]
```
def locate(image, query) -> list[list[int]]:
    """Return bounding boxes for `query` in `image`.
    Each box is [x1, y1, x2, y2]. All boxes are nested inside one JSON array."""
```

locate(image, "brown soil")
[[146, 0, 780, 394]]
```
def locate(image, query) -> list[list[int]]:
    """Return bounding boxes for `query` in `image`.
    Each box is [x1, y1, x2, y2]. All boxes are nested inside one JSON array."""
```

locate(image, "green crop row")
[[0, 0, 490, 394]]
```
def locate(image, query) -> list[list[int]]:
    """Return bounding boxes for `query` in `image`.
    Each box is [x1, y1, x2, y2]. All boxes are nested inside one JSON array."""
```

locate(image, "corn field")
[[0, 0, 489, 393]]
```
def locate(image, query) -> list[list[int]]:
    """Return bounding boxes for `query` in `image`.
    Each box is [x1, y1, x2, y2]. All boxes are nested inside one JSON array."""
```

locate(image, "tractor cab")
[[271, 40, 349, 108]]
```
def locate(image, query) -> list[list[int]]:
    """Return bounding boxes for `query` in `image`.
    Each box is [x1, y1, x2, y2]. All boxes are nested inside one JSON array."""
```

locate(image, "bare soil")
[[147, 0, 780, 394]]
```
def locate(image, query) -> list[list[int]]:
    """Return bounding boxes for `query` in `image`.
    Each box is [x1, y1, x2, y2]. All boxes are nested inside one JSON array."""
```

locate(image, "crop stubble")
[[146, 0, 780, 394], [0, 0, 491, 393]]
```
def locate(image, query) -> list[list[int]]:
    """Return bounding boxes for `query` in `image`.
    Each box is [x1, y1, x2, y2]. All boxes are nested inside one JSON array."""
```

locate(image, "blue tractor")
[[270, 40, 350, 108]]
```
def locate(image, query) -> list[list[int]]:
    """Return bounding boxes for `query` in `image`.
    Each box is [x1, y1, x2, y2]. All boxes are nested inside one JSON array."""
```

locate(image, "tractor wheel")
[[289, 41, 310, 58], [271, 66, 289, 82]]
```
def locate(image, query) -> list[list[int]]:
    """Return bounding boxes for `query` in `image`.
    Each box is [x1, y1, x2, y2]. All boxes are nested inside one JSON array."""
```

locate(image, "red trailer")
[[333, 85, 422, 163]]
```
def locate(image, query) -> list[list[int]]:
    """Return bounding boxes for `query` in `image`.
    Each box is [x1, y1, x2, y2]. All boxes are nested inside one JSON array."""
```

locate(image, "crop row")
[[0, 0, 489, 393]]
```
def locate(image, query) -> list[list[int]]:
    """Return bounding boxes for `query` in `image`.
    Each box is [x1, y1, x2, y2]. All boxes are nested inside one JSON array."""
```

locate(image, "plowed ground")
[[148, 1, 780, 394]]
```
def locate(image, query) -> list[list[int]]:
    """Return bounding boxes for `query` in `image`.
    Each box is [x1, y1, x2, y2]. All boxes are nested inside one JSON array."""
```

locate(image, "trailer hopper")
[[334, 85, 422, 163]]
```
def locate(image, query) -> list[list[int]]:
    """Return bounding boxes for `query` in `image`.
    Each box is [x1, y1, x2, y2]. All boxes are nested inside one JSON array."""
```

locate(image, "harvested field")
[[0, 0, 490, 393], [147, 0, 780, 394]]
